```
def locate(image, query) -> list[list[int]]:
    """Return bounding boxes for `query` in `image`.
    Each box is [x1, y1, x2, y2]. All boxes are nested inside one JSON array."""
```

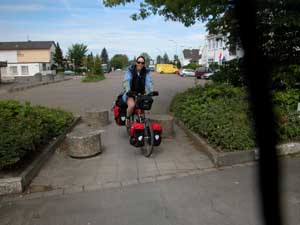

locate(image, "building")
[[182, 49, 201, 66], [200, 34, 244, 67], [0, 41, 56, 78]]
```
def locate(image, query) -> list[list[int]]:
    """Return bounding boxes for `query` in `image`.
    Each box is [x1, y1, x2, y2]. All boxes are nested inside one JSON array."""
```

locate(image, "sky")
[[0, 0, 207, 60]]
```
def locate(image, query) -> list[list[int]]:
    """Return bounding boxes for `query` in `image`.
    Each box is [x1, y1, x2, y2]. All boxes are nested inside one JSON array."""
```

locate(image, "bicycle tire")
[[141, 120, 154, 157]]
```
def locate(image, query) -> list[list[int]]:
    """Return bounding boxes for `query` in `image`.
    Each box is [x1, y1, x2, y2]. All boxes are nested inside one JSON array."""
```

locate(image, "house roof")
[[183, 49, 201, 61], [0, 41, 55, 51]]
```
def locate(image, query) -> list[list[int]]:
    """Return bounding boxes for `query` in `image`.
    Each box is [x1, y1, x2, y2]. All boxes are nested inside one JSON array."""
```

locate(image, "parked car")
[[180, 69, 195, 77], [202, 72, 215, 79], [64, 70, 75, 75], [195, 67, 211, 79], [148, 65, 155, 72]]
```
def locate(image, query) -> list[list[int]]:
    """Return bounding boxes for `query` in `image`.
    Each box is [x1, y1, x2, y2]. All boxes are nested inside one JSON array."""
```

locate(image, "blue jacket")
[[122, 66, 154, 102]]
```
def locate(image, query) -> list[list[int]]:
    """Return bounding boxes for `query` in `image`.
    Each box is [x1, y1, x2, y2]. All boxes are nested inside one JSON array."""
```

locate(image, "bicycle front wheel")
[[141, 121, 154, 157]]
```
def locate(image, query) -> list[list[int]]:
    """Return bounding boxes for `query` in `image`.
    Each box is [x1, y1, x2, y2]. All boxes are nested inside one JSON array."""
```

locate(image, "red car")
[[195, 67, 212, 79]]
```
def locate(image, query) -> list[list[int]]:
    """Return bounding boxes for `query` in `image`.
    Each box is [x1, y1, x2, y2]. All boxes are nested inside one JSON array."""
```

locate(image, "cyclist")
[[122, 56, 154, 125]]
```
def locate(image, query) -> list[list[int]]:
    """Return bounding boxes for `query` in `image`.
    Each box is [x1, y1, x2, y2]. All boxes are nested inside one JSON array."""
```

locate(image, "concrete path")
[[0, 72, 213, 193], [1, 156, 299, 225]]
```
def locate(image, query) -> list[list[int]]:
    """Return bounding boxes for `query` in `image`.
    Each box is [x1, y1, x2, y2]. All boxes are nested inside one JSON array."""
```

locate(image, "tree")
[[104, 1, 300, 75], [86, 53, 94, 72], [93, 54, 103, 75], [67, 43, 88, 68], [163, 53, 169, 64], [140, 52, 151, 66], [101, 48, 109, 64], [156, 55, 162, 64], [110, 54, 129, 69], [53, 42, 63, 68]]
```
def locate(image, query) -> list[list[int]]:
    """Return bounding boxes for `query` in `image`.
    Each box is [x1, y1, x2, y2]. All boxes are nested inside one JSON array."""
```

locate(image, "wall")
[[0, 50, 18, 63], [17, 50, 51, 63], [4, 63, 41, 77]]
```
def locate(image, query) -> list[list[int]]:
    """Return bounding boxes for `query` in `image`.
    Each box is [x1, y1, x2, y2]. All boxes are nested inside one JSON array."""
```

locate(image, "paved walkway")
[[1, 157, 300, 225], [1, 72, 213, 193]]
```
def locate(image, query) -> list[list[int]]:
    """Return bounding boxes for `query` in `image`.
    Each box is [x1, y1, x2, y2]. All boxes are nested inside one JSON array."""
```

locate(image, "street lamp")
[[169, 39, 178, 57]]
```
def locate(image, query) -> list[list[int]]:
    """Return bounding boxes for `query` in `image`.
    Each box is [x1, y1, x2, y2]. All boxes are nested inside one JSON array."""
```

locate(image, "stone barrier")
[[66, 129, 103, 158], [34, 73, 42, 82], [85, 109, 110, 128], [43, 74, 54, 83], [149, 114, 174, 138]]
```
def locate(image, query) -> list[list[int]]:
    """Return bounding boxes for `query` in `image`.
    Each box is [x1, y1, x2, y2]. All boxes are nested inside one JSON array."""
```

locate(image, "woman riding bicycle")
[[122, 56, 154, 125]]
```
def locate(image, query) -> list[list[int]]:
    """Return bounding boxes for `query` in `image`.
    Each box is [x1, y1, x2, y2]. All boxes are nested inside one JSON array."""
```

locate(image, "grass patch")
[[81, 74, 105, 82]]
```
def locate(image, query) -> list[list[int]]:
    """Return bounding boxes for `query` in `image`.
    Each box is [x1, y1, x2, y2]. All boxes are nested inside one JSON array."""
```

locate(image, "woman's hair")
[[136, 56, 146, 62]]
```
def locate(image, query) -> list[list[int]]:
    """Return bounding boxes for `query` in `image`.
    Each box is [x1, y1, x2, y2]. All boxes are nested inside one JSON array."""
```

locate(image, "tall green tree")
[[163, 53, 170, 64], [110, 54, 129, 69], [140, 52, 151, 66], [67, 43, 88, 68], [101, 48, 109, 64], [156, 55, 162, 64], [53, 42, 63, 68], [86, 52, 94, 72], [93, 54, 103, 75], [104, 1, 300, 76]]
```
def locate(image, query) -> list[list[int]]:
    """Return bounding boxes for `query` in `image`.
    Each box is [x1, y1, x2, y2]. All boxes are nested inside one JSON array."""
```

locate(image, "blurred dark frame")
[[234, 1, 282, 225]]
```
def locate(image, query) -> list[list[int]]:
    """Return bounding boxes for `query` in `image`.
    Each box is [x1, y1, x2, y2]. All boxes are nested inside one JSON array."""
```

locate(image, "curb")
[[174, 118, 300, 167], [0, 116, 81, 196], [1, 167, 219, 203]]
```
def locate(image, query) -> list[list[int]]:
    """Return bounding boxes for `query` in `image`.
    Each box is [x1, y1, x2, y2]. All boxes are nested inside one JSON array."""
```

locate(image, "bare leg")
[[127, 97, 135, 118]]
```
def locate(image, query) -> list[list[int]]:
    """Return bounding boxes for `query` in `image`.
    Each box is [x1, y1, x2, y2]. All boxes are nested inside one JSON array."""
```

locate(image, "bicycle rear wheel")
[[141, 120, 154, 157]]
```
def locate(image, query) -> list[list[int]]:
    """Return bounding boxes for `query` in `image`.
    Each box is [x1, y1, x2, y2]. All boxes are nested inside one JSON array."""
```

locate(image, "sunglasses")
[[136, 61, 145, 65]]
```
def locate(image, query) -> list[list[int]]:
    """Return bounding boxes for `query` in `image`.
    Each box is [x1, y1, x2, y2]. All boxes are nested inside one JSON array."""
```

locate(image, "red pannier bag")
[[113, 105, 121, 125], [130, 122, 145, 147], [151, 122, 162, 146]]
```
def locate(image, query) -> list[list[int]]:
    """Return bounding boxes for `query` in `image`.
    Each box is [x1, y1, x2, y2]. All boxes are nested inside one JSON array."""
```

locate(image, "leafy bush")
[[171, 83, 300, 151], [211, 59, 245, 87], [0, 100, 74, 169], [274, 89, 300, 110], [183, 63, 202, 70], [81, 74, 105, 82], [272, 64, 300, 89]]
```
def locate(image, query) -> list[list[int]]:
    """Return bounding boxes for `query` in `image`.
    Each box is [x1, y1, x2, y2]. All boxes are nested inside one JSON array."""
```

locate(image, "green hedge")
[[81, 74, 105, 82], [170, 83, 300, 151], [0, 100, 74, 169]]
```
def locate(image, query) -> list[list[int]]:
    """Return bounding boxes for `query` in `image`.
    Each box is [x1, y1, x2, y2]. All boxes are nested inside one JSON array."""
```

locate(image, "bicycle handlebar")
[[127, 91, 159, 97]]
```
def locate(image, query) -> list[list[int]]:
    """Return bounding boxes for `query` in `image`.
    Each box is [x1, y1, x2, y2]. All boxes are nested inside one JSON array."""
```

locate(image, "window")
[[42, 63, 47, 71], [9, 66, 18, 75], [21, 66, 29, 75]]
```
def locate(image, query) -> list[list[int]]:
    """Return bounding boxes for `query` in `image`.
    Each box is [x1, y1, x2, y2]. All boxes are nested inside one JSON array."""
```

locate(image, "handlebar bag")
[[136, 95, 153, 110]]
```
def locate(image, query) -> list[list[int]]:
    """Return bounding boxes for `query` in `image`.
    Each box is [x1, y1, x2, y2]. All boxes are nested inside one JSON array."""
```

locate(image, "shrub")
[[183, 63, 202, 70], [211, 58, 245, 87], [0, 100, 74, 169], [171, 83, 300, 151], [171, 83, 255, 151], [81, 74, 105, 82]]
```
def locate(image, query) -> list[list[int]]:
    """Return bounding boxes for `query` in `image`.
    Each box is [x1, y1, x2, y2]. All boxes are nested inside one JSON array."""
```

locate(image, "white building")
[[0, 41, 56, 78], [200, 34, 244, 67]]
